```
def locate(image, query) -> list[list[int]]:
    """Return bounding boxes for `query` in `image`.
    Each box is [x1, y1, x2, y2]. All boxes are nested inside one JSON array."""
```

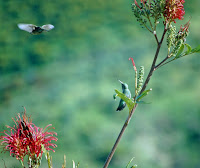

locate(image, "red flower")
[[129, 57, 137, 72], [179, 19, 190, 33], [164, 0, 185, 23], [176, 19, 190, 40], [0, 111, 57, 162]]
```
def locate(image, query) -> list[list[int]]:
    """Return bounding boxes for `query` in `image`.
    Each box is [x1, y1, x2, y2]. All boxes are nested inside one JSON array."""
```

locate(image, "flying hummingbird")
[[116, 80, 131, 111], [17, 23, 54, 35]]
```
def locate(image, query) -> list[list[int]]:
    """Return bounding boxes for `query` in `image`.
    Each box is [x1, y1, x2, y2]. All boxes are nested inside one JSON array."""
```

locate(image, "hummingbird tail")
[[116, 103, 126, 111]]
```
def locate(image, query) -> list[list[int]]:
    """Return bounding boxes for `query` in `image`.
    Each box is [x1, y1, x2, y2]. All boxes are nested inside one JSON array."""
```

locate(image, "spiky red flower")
[[0, 111, 57, 162], [179, 19, 190, 33], [176, 19, 190, 40], [164, 0, 185, 23]]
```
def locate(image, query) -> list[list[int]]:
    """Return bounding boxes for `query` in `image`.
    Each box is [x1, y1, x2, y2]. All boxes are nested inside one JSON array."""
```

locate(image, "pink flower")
[[0, 111, 57, 162], [164, 0, 185, 23]]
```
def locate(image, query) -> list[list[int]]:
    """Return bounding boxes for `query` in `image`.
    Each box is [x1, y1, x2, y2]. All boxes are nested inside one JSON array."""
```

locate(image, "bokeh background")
[[0, 0, 200, 168]]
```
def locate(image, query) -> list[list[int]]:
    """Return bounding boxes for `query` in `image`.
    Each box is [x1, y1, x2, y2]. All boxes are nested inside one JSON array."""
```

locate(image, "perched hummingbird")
[[17, 23, 54, 35], [116, 80, 131, 111]]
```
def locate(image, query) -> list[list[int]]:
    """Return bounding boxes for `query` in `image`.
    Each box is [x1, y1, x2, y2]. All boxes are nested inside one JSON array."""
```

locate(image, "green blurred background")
[[0, 0, 200, 167]]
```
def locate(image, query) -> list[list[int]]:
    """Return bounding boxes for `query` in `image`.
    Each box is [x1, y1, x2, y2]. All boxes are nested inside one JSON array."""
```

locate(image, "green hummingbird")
[[18, 23, 54, 35], [116, 80, 131, 111]]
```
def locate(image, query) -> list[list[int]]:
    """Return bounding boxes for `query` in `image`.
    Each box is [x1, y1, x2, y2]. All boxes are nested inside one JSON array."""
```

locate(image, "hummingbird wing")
[[41, 24, 54, 31], [18, 23, 36, 33], [126, 89, 131, 99]]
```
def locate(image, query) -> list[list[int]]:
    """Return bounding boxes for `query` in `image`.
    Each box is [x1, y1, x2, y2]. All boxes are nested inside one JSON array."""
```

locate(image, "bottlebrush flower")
[[164, 0, 185, 23], [0, 111, 57, 163]]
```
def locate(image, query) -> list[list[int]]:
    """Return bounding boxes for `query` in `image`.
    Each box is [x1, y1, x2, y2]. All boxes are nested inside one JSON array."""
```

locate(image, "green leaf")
[[175, 44, 184, 58], [41, 144, 52, 168], [136, 88, 152, 102], [72, 160, 75, 168], [115, 89, 135, 111], [191, 44, 200, 53], [126, 157, 135, 168], [131, 165, 138, 168], [184, 43, 192, 55]]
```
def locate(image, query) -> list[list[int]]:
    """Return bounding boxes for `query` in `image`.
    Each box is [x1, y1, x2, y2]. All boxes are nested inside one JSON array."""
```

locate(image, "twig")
[[103, 104, 138, 168], [154, 55, 170, 70], [140, 25, 167, 94], [2, 159, 7, 168], [154, 32, 159, 45]]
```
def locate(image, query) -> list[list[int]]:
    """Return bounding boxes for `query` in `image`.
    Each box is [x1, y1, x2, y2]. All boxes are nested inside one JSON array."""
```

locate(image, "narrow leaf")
[[62, 155, 66, 168], [72, 160, 75, 168], [175, 44, 184, 58], [115, 89, 135, 111], [191, 44, 200, 53], [184, 43, 192, 55], [136, 88, 152, 102], [126, 157, 135, 168]]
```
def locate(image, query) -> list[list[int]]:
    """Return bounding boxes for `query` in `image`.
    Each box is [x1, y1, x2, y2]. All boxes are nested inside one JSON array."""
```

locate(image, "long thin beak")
[[118, 80, 123, 84]]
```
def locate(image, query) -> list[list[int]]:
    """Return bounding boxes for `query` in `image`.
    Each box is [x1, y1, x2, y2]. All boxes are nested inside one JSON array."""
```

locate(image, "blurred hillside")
[[0, 0, 200, 168]]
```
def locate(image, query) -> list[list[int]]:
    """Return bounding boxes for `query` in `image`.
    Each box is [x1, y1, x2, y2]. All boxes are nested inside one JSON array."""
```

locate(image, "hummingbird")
[[116, 80, 131, 111], [17, 23, 54, 35]]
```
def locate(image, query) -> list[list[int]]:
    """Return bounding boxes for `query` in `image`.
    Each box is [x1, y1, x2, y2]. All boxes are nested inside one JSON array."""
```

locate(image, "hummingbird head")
[[119, 80, 129, 90]]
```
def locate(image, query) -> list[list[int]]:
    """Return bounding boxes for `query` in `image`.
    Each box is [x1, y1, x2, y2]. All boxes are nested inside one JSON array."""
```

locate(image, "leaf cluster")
[[132, 0, 165, 32]]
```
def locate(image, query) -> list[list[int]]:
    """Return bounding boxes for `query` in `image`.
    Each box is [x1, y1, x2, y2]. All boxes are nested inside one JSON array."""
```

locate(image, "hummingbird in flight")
[[18, 23, 54, 35], [116, 80, 131, 111]]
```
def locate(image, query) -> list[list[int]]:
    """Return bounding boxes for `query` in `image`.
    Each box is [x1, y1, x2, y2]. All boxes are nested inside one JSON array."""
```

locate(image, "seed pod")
[[137, 66, 144, 93], [171, 39, 183, 57], [167, 24, 176, 53]]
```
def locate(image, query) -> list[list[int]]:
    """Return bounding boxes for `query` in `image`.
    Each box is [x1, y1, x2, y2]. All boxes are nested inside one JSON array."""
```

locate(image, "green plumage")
[[116, 80, 131, 111]]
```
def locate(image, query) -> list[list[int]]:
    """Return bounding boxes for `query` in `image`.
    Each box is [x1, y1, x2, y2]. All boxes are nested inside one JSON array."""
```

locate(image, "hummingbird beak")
[[118, 80, 123, 84]]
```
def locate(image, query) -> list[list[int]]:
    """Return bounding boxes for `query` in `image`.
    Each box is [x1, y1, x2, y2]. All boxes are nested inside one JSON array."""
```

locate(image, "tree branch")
[[140, 26, 167, 94], [103, 24, 168, 168], [154, 55, 170, 70], [103, 104, 138, 168]]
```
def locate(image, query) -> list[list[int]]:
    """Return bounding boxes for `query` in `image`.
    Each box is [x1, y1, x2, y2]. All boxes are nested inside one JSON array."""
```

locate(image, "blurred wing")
[[18, 24, 36, 33], [41, 24, 54, 31]]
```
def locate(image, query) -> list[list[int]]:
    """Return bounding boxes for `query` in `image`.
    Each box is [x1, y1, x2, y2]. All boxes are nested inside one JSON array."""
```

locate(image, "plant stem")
[[103, 25, 168, 168], [154, 32, 159, 45], [154, 55, 170, 70], [140, 26, 167, 94], [103, 104, 138, 168]]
